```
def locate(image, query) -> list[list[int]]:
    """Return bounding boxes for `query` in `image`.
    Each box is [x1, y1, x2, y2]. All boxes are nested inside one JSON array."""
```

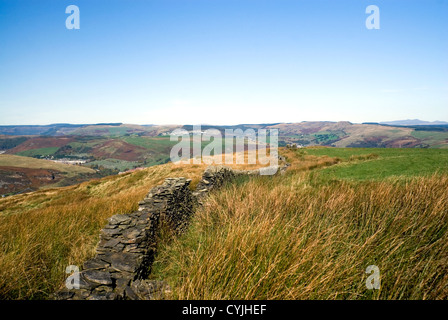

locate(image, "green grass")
[[302, 148, 448, 181], [67, 141, 100, 151], [122, 136, 258, 165], [122, 136, 175, 151], [411, 130, 448, 141], [86, 159, 141, 171], [107, 127, 132, 136], [411, 130, 448, 148], [303, 147, 442, 160], [16, 147, 60, 157], [122, 136, 228, 152]]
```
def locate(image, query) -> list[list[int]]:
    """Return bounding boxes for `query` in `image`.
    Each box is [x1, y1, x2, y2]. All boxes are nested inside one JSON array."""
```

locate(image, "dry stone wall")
[[55, 160, 289, 300], [54, 177, 193, 300]]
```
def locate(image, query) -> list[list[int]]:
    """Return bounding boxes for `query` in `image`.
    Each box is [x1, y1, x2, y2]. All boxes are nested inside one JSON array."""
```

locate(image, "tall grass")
[[151, 172, 448, 299], [0, 162, 205, 299], [2, 147, 448, 299], [0, 153, 269, 299]]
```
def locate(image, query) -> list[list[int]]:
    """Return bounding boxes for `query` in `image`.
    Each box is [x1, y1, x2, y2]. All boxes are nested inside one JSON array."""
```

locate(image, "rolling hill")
[[0, 154, 97, 196], [268, 121, 448, 148], [0, 121, 447, 195]]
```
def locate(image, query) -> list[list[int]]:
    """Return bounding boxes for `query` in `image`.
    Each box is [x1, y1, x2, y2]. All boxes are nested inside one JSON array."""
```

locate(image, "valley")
[[1, 121, 448, 196]]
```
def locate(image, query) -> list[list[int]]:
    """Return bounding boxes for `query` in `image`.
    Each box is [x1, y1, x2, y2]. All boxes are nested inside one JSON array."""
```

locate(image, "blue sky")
[[0, 0, 447, 125]]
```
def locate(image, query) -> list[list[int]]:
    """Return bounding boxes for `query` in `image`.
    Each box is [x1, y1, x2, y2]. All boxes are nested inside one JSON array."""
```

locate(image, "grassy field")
[[122, 136, 175, 166], [16, 147, 60, 157], [1, 147, 448, 299], [0, 154, 95, 175], [86, 159, 142, 171], [122, 136, 175, 150], [302, 147, 448, 181], [0, 163, 206, 299], [0, 152, 266, 299], [150, 147, 448, 300], [411, 130, 448, 146]]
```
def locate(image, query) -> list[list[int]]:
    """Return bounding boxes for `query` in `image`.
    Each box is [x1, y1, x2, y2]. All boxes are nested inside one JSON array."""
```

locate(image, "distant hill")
[[267, 121, 448, 148], [0, 123, 159, 136], [0, 124, 86, 136], [0, 121, 448, 179], [380, 119, 448, 126]]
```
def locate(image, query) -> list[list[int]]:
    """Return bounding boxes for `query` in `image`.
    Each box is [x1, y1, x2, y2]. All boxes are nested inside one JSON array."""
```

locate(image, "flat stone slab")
[[82, 270, 113, 286], [83, 258, 110, 270], [108, 252, 141, 273], [108, 214, 132, 225], [101, 227, 122, 237]]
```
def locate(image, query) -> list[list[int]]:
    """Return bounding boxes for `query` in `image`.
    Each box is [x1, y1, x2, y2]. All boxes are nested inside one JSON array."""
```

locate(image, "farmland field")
[[16, 147, 60, 157], [302, 147, 448, 181]]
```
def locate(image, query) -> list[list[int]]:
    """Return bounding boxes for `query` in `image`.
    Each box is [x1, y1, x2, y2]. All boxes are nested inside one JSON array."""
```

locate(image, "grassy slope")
[[151, 147, 448, 300], [411, 130, 448, 148], [0, 153, 266, 299], [0, 154, 95, 174], [16, 147, 60, 157], [303, 147, 448, 181], [122, 136, 175, 166], [2, 147, 448, 299], [122, 136, 175, 151], [0, 163, 206, 299]]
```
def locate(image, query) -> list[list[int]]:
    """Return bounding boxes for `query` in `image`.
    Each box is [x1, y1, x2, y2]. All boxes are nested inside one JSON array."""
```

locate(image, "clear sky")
[[0, 0, 447, 125]]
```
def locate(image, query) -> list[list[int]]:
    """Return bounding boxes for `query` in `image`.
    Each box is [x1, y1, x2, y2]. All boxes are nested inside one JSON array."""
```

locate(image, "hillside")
[[150, 147, 448, 299], [268, 121, 448, 148], [0, 155, 96, 196], [1, 147, 448, 299], [2, 135, 179, 172], [0, 153, 267, 299]]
